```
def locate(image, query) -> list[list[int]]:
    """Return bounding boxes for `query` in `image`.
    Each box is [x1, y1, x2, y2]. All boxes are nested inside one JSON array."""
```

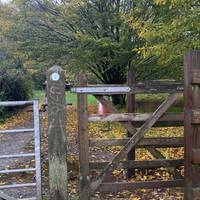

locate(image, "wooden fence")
[[72, 75, 185, 199], [46, 50, 200, 200]]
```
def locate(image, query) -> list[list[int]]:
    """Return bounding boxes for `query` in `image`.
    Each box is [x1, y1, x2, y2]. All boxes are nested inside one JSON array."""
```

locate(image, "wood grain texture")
[[184, 50, 200, 199], [90, 93, 178, 194], [126, 71, 136, 178], [89, 112, 183, 127], [89, 137, 184, 148], [47, 66, 68, 200], [90, 159, 184, 170], [77, 73, 90, 200]]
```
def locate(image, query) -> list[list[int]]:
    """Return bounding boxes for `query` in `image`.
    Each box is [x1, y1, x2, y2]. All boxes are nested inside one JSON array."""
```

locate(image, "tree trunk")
[[112, 94, 126, 106]]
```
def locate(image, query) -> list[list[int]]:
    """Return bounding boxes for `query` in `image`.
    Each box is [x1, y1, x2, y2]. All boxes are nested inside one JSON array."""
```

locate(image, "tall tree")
[[127, 0, 200, 79], [4, 0, 148, 104]]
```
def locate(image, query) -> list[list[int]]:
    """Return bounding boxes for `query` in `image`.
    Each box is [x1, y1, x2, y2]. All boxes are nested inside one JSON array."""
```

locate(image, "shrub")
[[0, 66, 32, 121]]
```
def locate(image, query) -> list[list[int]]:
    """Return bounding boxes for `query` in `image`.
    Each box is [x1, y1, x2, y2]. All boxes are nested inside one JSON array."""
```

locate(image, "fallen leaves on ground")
[[0, 104, 184, 199]]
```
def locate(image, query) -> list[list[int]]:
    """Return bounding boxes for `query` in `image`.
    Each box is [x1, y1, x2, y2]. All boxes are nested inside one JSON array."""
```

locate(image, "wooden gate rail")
[[89, 137, 184, 148], [73, 72, 184, 199], [88, 112, 184, 127], [71, 82, 184, 94], [0, 100, 42, 200], [90, 93, 180, 194], [95, 94, 184, 181], [146, 147, 183, 180], [89, 159, 184, 170]]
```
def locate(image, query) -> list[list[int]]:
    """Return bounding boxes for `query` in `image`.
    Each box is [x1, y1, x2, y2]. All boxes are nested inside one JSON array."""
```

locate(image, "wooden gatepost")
[[46, 66, 68, 200], [184, 50, 200, 199]]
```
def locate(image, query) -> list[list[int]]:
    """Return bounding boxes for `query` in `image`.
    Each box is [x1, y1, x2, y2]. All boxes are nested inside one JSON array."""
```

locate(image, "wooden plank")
[[0, 101, 33, 107], [71, 82, 183, 94], [71, 86, 130, 94], [192, 69, 200, 84], [184, 50, 200, 199], [90, 93, 178, 194], [130, 82, 183, 94], [88, 112, 184, 127], [47, 66, 68, 200], [90, 159, 184, 170], [89, 112, 183, 122], [146, 147, 183, 179], [98, 180, 184, 192], [136, 100, 183, 110], [33, 100, 42, 200], [89, 137, 184, 148], [126, 70, 136, 178], [192, 149, 200, 164], [77, 74, 90, 200]]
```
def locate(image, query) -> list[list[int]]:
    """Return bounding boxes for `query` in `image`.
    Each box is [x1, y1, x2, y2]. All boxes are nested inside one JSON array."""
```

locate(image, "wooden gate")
[[0, 100, 42, 200], [72, 74, 185, 199], [43, 50, 200, 199]]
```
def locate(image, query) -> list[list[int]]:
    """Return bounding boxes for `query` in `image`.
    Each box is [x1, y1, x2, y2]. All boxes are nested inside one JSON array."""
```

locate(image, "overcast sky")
[[1, 0, 11, 3]]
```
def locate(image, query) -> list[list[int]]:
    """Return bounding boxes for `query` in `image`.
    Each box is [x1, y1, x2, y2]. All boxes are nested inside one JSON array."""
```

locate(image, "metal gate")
[[0, 100, 41, 200]]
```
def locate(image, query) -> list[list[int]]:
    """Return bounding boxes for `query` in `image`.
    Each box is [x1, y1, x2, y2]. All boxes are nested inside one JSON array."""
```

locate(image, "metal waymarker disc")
[[51, 72, 60, 81]]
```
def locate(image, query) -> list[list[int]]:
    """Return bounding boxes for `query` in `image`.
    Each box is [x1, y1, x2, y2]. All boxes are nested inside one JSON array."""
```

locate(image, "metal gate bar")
[[0, 100, 42, 200]]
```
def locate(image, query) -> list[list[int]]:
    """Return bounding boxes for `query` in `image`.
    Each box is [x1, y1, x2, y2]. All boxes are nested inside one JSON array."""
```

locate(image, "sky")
[[1, 0, 11, 3]]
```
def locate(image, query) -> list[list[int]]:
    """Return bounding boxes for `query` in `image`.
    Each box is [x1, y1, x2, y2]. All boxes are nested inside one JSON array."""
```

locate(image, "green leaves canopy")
[[128, 0, 200, 78]]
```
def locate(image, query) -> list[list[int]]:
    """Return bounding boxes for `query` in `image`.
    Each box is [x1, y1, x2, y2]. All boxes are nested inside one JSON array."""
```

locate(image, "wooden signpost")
[[47, 66, 68, 200]]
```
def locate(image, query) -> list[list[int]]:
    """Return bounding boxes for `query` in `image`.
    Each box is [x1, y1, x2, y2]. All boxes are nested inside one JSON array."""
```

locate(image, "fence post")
[[126, 70, 136, 178], [77, 73, 90, 200], [46, 66, 68, 200], [184, 50, 200, 199]]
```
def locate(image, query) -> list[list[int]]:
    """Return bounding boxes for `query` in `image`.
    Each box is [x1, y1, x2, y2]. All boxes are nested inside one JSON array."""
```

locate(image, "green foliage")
[[2, 0, 157, 84], [1, 0, 199, 87], [127, 0, 200, 79], [31, 68, 46, 89], [0, 60, 32, 120]]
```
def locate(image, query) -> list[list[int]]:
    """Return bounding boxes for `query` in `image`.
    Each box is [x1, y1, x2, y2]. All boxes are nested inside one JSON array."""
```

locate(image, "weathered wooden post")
[[76, 73, 90, 200], [47, 66, 68, 200], [127, 70, 136, 178], [184, 50, 200, 199]]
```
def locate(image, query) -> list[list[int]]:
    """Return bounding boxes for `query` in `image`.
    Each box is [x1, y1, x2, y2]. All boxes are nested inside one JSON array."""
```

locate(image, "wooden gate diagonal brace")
[[95, 95, 182, 178], [146, 147, 183, 179], [95, 95, 137, 134], [90, 93, 179, 194]]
